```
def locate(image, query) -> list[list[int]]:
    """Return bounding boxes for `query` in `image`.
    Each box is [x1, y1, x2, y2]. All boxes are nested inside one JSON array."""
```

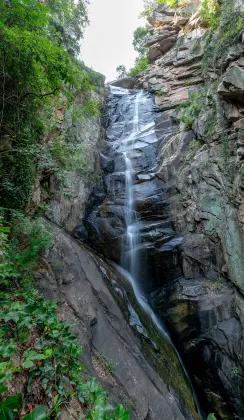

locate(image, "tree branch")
[[21, 87, 59, 101]]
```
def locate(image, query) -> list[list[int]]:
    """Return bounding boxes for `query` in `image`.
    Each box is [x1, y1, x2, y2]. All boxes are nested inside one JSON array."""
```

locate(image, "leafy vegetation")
[[0, 3, 127, 417], [0, 0, 99, 210], [175, 91, 205, 129], [116, 24, 149, 79], [207, 414, 217, 420], [132, 27, 148, 57], [201, 0, 244, 71], [140, 0, 179, 17], [116, 65, 128, 79], [128, 57, 149, 78], [98, 353, 116, 375], [0, 211, 129, 419]]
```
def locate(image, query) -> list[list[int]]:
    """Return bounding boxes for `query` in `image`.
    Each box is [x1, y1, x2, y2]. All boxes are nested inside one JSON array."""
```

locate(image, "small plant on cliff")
[[128, 56, 149, 78], [98, 353, 116, 375], [176, 91, 205, 129], [132, 26, 149, 57], [200, 0, 219, 26], [202, 0, 244, 71], [141, 0, 179, 17], [116, 24, 149, 79]]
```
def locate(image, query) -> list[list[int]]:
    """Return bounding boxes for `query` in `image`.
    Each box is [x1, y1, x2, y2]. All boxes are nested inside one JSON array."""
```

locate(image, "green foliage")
[[38, 140, 95, 185], [202, 0, 244, 71], [200, 0, 219, 26], [0, 0, 97, 210], [128, 56, 149, 78], [0, 214, 129, 419], [207, 414, 217, 420], [176, 91, 205, 129], [0, 393, 23, 419], [22, 406, 48, 420], [98, 353, 116, 375], [133, 27, 148, 57], [116, 65, 128, 79], [140, 0, 179, 17], [10, 211, 51, 276]]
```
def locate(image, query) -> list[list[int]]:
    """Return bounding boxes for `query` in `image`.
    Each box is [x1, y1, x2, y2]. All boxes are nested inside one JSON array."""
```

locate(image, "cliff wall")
[[134, 1, 244, 417]]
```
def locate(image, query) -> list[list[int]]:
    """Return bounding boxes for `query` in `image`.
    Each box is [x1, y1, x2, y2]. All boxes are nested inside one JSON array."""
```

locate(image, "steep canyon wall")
[[81, 1, 244, 418]]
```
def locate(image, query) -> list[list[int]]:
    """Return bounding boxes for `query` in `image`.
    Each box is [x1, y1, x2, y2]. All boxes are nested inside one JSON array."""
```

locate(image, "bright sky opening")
[[81, 0, 145, 82]]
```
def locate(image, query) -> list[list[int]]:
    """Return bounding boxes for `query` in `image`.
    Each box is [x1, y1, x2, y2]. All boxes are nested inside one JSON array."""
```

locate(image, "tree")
[[116, 65, 128, 79], [133, 26, 148, 56], [128, 56, 149, 77], [0, 0, 92, 209]]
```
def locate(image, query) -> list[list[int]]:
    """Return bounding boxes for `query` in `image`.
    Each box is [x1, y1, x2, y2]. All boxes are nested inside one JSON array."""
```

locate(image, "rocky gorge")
[[62, 0, 244, 418], [17, 0, 244, 419]]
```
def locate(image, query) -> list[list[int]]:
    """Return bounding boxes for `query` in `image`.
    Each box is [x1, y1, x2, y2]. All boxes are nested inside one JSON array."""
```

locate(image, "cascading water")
[[86, 85, 204, 418], [123, 90, 143, 277], [109, 85, 204, 419]]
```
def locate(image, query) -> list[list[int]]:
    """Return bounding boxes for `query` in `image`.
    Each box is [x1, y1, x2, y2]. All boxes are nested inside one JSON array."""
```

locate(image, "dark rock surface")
[[38, 221, 198, 420], [150, 278, 244, 419]]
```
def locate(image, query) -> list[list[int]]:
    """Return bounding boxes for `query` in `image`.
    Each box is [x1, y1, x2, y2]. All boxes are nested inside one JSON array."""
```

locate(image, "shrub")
[[202, 0, 244, 71], [176, 91, 205, 129], [0, 213, 129, 419], [128, 56, 149, 77]]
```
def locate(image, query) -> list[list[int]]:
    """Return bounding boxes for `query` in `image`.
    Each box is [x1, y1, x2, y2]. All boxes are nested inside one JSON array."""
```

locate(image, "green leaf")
[[0, 393, 23, 420], [22, 406, 48, 420], [20, 331, 29, 344], [23, 350, 37, 359], [0, 343, 16, 358], [22, 359, 34, 369], [114, 404, 129, 420], [0, 408, 14, 420], [0, 384, 8, 394], [43, 348, 53, 359], [0, 362, 9, 372], [207, 415, 217, 420]]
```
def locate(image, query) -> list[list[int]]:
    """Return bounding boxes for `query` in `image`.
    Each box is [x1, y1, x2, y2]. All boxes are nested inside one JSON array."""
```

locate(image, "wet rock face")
[[83, 87, 186, 293], [150, 278, 244, 419], [38, 222, 196, 420]]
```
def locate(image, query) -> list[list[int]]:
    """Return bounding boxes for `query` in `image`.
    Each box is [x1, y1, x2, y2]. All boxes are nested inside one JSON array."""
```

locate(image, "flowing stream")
[[110, 86, 204, 419]]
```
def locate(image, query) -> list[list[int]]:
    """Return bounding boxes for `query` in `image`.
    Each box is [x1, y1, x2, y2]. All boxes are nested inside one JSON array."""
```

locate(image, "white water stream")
[[110, 86, 203, 419]]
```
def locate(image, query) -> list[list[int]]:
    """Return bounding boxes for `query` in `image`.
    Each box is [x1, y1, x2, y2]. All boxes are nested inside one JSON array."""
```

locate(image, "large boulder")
[[218, 58, 244, 102], [109, 77, 136, 89]]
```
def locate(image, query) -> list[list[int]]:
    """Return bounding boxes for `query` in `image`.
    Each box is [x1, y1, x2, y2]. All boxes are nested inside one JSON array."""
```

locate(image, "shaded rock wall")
[[38, 221, 198, 420], [30, 72, 105, 232], [133, 1, 244, 418]]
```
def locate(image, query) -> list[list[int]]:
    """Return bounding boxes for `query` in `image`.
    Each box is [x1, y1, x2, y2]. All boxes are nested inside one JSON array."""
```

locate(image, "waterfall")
[[109, 85, 204, 419], [123, 90, 143, 277]]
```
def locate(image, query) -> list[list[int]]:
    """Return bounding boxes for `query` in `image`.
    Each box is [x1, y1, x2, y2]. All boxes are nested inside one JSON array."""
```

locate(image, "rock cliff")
[[136, 1, 244, 418], [35, 72, 199, 418], [80, 1, 244, 418], [31, 1, 244, 418]]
